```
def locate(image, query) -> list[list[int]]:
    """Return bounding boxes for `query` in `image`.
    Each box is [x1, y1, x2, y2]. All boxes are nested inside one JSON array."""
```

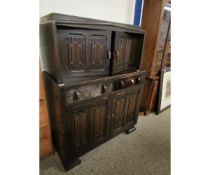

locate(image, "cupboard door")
[[68, 97, 109, 155], [70, 106, 90, 154], [89, 98, 109, 145], [58, 30, 111, 76], [89, 31, 111, 73], [112, 33, 132, 73], [111, 92, 127, 136]]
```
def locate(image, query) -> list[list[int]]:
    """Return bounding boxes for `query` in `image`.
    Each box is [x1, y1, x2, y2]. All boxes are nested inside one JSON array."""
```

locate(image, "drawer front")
[[64, 72, 145, 105], [65, 82, 113, 104]]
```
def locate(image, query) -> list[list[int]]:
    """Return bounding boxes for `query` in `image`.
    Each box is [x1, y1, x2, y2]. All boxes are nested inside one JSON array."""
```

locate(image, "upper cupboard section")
[[40, 14, 145, 83], [56, 26, 144, 77], [112, 32, 144, 74]]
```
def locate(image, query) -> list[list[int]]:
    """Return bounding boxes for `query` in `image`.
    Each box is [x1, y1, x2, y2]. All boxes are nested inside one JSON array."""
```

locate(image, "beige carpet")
[[40, 108, 170, 175]]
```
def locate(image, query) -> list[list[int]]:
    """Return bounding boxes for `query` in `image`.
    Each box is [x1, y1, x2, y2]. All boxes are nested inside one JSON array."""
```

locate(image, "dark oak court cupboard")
[[40, 13, 146, 170]]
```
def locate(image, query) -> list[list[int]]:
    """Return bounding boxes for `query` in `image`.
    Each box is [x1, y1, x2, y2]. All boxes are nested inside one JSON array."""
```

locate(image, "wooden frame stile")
[[139, 0, 171, 115], [161, 22, 171, 68]]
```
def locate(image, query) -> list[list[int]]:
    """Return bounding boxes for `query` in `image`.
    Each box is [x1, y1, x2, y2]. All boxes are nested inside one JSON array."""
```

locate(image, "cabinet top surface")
[[40, 13, 145, 34]]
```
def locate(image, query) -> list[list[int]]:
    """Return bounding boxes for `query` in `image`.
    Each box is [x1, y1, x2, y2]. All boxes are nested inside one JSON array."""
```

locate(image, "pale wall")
[[40, 0, 136, 24]]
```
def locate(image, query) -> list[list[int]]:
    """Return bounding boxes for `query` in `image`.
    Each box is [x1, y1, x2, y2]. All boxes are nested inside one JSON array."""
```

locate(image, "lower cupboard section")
[[44, 72, 145, 171], [63, 87, 143, 168]]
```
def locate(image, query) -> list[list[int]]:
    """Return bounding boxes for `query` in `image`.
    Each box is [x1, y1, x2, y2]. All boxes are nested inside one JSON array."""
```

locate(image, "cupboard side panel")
[[40, 22, 61, 82], [43, 72, 69, 165]]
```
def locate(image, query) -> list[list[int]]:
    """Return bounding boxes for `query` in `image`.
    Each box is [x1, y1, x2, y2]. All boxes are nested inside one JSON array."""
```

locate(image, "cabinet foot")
[[127, 127, 136, 134], [144, 110, 150, 116], [64, 158, 81, 171]]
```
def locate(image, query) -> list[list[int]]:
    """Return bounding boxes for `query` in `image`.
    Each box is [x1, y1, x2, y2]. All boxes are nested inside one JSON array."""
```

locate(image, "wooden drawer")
[[40, 125, 53, 158], [64, 71, 145, 105]]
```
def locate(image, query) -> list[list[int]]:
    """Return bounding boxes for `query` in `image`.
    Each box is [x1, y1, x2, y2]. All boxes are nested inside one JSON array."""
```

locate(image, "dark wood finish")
[[40, 13, 146, 171], [58, 29, 111, 76], [111, 92, 127, 136], [112, 32, 144, 74], [110, 87, 141, 136], [44, 71, 145, 170], [139, 0, 171, 114], [40, 13, 145, 84], [140, 76, 160, 115], [140, 0, 165, 74]]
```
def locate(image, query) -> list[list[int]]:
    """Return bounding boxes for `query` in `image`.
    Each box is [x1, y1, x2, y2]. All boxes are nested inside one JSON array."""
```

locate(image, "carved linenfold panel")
[[94, 107, 100, 137], [99, 105, 106, 136], [113, 96, 126, 130], [74, 112, 87, 147], [90, 103, 107, 141], [113, 34, 133, 73], [67, 34, 86, 70], [124, 39, 132, 66], [59, 32, 86, 71], [89, 35, 107, 69], [65, 83, 113, 104], [116, 38, 124, 66], [126, 94, 137, 122], [115, 100, 120, 128]]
